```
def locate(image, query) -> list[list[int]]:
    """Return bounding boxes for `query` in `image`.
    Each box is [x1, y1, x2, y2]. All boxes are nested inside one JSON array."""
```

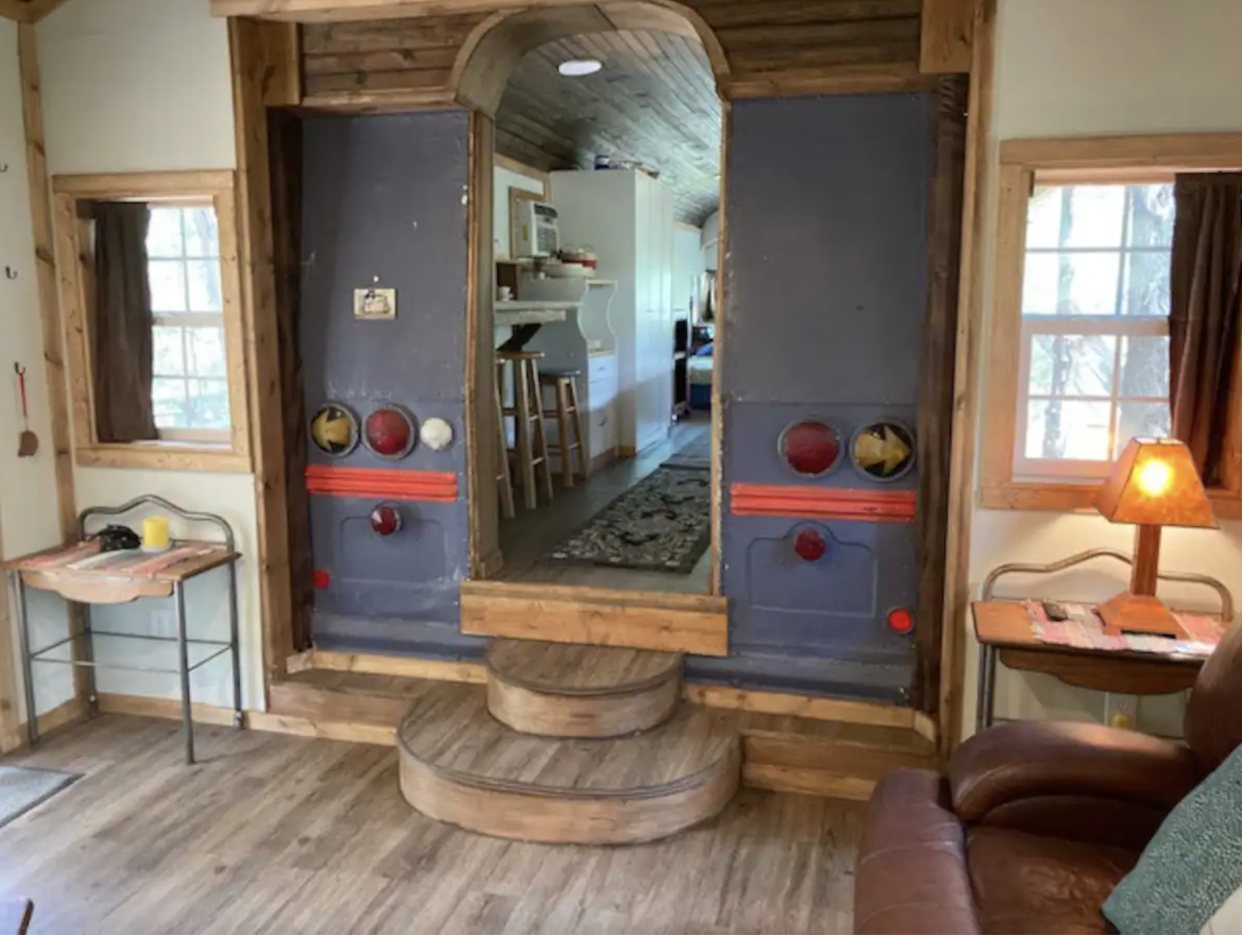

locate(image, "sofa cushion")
[[967, 827, 1138, 935]]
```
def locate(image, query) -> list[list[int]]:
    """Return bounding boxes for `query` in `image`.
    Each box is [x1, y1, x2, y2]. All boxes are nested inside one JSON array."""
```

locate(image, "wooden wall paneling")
[[18, 22, 87, 711], [229, 17, 301, 698], [709, 101, 729, 596], [919, 0, 975, 74], [466, 111, 503, 579], [939, 0, 995, 754], [976, 162, 1031, 505], [912, 76, 967, 715], [267, 106, 312, 649]]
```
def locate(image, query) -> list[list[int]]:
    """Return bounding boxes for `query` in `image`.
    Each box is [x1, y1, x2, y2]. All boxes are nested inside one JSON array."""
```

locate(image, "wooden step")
[[397, 682, 740, 845], [485, 640, 682, 738], [268, 669, 429, 728]]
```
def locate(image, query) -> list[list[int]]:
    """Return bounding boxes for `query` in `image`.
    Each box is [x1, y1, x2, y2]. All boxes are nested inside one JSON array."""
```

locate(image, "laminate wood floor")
[[0, 715, 864, 935], [497, 417, 713, 594]]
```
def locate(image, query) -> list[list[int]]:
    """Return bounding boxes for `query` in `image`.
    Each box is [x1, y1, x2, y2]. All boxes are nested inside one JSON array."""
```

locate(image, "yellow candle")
[[142, 515, 170, 552]]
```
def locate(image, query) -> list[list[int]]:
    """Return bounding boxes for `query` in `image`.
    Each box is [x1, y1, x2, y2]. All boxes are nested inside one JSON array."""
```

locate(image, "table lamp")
[[1093, 437, 1217, 636]]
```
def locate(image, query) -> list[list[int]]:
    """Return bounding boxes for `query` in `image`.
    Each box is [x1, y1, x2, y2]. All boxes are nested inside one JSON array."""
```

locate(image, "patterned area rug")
[[0, 765, 80, 830], [660, 432, 712, 471], [547, 467, 712, 573]]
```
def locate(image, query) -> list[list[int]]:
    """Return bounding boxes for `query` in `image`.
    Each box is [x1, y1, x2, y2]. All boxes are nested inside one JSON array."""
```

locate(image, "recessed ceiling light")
[[559, 58, 602, 77]]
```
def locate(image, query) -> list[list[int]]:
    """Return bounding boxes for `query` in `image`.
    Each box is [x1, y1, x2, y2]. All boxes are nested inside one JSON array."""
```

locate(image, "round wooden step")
[[485, 640, 683, 738], [397, 682, 739, 845]]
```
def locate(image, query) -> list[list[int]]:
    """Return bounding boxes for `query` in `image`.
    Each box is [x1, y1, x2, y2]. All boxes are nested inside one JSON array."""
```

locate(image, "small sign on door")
[[354, 287, 396, 321]]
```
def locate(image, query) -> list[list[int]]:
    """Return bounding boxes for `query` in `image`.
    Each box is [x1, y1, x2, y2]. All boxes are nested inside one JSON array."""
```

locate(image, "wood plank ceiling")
[[494, 31, 722, 226]]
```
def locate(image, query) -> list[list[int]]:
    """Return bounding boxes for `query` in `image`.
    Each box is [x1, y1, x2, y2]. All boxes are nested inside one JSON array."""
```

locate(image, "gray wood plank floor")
[[497, 416, 713, 594], [0, 715, 863, 934]]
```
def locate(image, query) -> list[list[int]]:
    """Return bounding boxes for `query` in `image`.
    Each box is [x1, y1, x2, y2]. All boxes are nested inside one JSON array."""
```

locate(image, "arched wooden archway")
[[450, 1, 730, 115]]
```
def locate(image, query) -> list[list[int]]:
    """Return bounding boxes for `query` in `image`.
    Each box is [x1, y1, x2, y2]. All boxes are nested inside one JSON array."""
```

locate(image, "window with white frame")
[[147, 205, 231, 441], [1015, 182, 1174, 478]]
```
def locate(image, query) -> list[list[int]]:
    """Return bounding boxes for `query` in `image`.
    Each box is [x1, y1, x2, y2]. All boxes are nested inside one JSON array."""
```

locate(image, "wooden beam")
[[939, 0, 995, 754], [22, 0, 72, 23], [720, 63, 936, 100], [18, 22, 88, 714], [920, 0, 975, 74], [684, 684, 917, 729], [229, 18, 300, 699], [0, 0, 31, 24], [710, 101, 729, 595]]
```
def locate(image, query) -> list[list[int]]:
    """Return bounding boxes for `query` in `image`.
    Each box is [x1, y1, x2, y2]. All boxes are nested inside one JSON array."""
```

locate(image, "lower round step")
[[398, 682, 739, 845], [485, 640, 683, 738]]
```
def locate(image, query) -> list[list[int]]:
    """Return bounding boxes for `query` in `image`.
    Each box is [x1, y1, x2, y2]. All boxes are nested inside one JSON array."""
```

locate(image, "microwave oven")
[[512, 200, 560, 259]]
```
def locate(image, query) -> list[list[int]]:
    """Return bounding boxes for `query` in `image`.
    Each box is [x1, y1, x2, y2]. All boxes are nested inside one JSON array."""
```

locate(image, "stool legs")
[[555, 381, 574, 488], [566, 377, 588, 480], [494, 375, 515, 520], [525, 360, 555, 503], [513, 360, 538, 510]]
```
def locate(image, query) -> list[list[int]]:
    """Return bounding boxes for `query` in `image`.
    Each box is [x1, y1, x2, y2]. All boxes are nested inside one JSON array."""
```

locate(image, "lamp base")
[[1098, 593, 1184, 638]]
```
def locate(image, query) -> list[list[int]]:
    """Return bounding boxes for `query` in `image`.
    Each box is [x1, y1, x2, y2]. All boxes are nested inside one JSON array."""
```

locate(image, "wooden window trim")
[[980, 134, 1242, 521], [52, 170, 251, 473]]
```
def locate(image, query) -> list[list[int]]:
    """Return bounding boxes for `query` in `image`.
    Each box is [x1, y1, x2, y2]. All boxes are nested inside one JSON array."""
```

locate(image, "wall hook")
[[3, 267, 16, 280], [0, 162, 8, 173]]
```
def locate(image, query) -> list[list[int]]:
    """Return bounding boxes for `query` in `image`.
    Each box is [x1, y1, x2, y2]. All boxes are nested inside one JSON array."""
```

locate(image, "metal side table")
[[4, 495, 244, 763]]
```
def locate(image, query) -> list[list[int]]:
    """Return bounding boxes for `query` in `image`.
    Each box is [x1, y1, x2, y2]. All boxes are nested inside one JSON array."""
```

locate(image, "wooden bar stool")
[[493, 368, 515, 520], [539, 369, 588, 488], [497, 350, 554, 511]]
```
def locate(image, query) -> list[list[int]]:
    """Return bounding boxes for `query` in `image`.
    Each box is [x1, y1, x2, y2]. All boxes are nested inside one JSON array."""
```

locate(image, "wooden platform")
[[460, 581, 728, 656], [268, 666, 938, 804], [485, 640, 682, 737], [396, 682, 740, 845]]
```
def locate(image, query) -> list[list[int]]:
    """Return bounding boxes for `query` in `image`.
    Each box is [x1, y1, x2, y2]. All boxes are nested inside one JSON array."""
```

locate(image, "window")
[[980, 134, 1242, 518], [1016, 182, 1173, 477], [148, 205, 231, 440], [53, 171, 250, 472]]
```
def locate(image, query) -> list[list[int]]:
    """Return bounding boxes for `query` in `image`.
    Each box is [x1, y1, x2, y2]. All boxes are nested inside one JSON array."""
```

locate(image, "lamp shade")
[[1094, 438, 1217, 529]]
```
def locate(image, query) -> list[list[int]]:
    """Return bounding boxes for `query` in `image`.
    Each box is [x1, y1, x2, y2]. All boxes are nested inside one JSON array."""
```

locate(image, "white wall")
[[493, 164, 545, 260], [0, 19, 74, 723], [672, 224, 704, 317], [963, 0, 1242, 738], [17, 0, 266, 712]]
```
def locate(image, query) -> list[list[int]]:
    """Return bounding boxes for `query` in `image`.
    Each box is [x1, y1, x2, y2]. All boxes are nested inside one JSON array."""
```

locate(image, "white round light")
[[559, 59, 602, 77], [420, 417, 454, 452]]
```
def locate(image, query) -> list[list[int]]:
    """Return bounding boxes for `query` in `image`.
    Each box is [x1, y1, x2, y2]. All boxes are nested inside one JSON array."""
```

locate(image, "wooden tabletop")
[[4, 540, 239, 584], [972, 601, 1214, 665]]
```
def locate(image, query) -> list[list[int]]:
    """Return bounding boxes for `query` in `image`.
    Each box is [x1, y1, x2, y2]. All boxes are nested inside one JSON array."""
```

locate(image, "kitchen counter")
[[494, 300, 579, 326]]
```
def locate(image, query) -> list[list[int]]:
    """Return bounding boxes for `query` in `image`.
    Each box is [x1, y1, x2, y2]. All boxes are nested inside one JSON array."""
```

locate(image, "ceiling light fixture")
[[559, 58, 602, 77]]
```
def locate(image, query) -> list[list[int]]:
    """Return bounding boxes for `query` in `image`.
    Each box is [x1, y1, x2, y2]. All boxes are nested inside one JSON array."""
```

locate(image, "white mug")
[[498, 286, 513, 301]]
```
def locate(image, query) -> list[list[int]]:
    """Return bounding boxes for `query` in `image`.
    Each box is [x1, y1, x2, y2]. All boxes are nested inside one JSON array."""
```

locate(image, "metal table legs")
[[975, 643, 999, 734], [11, 569, 244, 766], [12, 572, 37, 749]]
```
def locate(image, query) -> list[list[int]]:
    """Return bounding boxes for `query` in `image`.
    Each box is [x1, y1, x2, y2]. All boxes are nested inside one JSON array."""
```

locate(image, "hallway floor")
[[496, 415, 713, 594]]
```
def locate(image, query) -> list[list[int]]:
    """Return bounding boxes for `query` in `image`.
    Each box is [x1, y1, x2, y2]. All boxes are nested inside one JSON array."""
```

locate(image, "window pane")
[[186, 260, 223, 312], [148, 260, 187, 312], [1122, 252, 1171, 316], [1023, 252, 1122, 316], [1026, 399, 1112, 461], [153, 377, 188, 428], [1026, 187, 1063, 249], [1115, 401, 1170, 455], [186, 326, 227, 377], [1120, 335, 1170, 398], [187, 379, 230, 429], [1029, 334, 1115, 397], [1127, 184, 1175, 247], [183, 208, 219, 257], [146, 208, 184, 258], [153, 325, 185, 377]]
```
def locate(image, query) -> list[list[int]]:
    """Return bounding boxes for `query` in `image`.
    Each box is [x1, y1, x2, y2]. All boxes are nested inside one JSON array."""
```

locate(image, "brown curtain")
[[92, 202, 158, 443]]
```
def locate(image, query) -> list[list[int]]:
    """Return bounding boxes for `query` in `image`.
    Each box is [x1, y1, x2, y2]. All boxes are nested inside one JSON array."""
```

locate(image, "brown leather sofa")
[[854, 620, 1242, 935]]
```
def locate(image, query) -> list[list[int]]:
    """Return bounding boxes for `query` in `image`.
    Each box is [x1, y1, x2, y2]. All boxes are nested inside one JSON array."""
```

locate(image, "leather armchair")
[[854, 619, 1242, 935]]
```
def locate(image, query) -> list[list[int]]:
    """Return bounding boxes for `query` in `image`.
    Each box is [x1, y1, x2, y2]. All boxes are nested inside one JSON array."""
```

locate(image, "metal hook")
[[0, 162, 8, 173], [3, 267, 16, 280]]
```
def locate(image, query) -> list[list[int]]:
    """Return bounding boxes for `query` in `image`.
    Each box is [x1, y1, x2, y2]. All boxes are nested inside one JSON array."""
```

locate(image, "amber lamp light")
[[1093, 438, 1217, 636]]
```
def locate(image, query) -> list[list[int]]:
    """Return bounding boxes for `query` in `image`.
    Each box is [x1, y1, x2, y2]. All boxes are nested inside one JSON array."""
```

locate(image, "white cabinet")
[[550, 168, 676, 456]]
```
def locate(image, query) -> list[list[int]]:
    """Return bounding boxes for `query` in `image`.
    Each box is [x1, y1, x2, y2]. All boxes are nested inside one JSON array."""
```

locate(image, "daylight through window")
[[148, 205, 230, 439], [1015, 182, 1173, 478]]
